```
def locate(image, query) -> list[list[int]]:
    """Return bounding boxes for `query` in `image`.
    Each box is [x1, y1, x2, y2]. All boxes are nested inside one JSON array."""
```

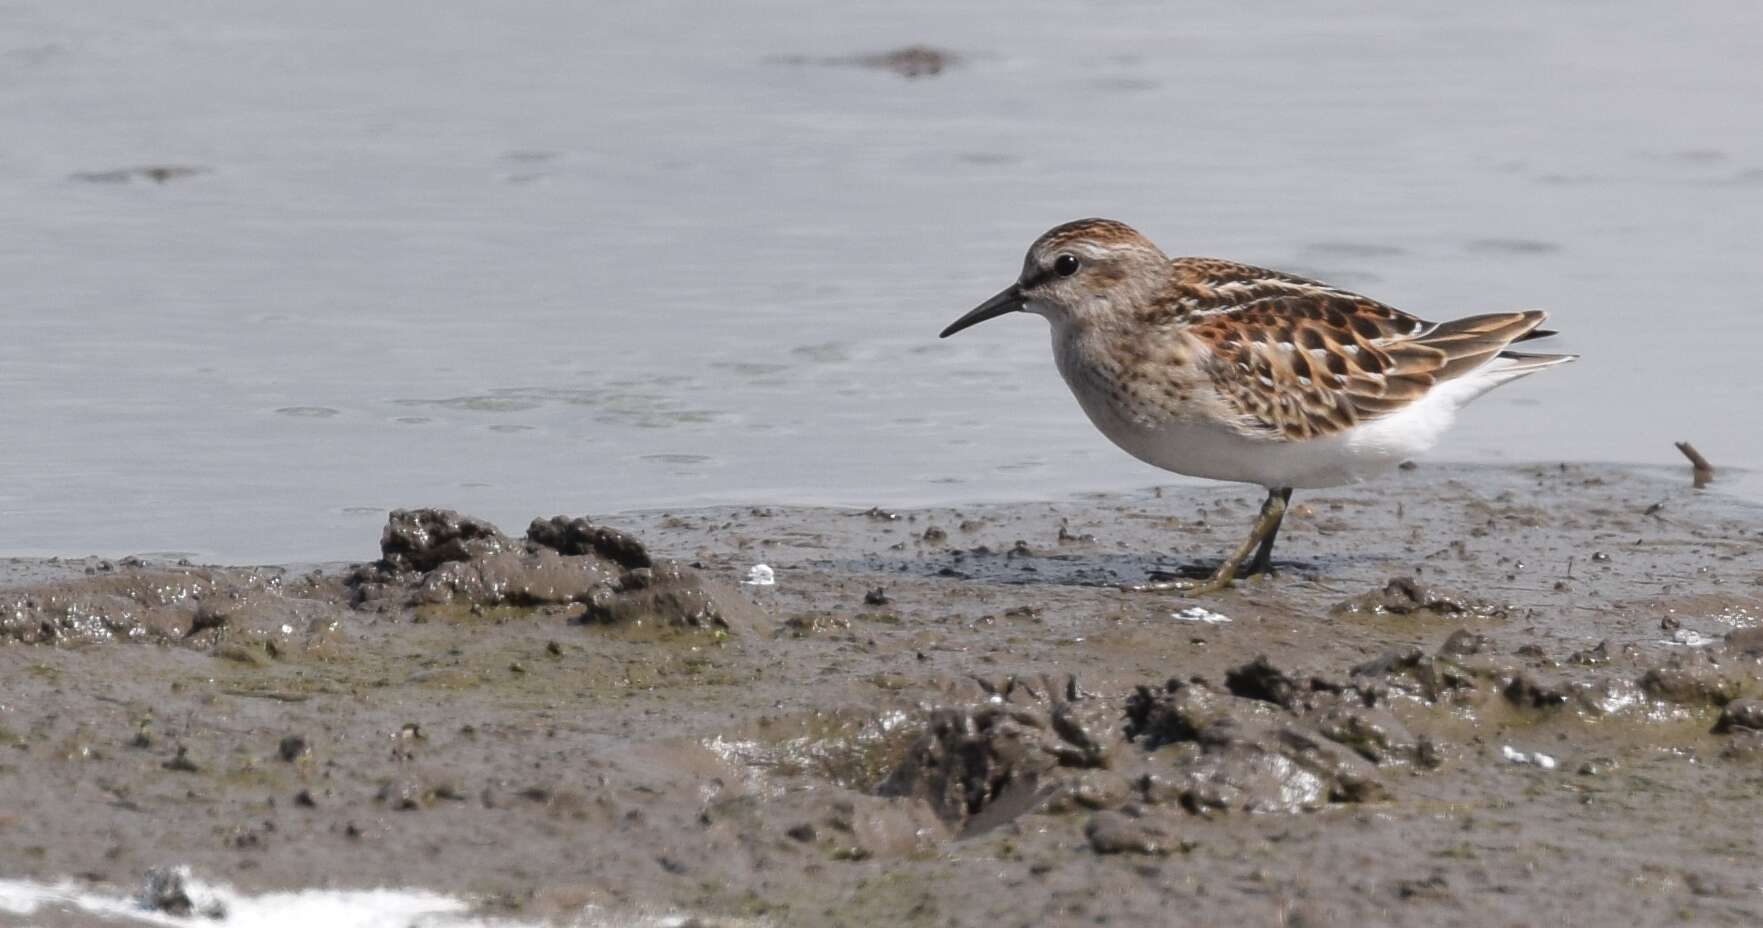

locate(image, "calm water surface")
[[2, 0, 1760, 561]]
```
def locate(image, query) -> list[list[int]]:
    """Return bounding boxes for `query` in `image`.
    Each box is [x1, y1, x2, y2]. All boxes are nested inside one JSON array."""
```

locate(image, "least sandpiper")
[[940, 218, 1575, 593]]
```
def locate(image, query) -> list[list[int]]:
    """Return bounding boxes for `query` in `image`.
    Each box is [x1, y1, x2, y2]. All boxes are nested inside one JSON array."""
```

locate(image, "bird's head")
[[940, 218, 1169, 338]]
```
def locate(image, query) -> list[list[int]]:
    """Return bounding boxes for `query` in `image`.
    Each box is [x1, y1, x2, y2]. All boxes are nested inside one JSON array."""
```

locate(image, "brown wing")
[[1169, 260, 1552, 440]]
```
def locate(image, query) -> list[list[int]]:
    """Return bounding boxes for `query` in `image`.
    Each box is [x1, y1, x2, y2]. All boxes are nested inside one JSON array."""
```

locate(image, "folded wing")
[[1170, 263, 1572, 440]]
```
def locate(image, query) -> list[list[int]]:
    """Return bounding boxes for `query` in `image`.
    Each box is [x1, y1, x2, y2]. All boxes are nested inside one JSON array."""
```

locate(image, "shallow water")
[[2, 0, 1760, 561]]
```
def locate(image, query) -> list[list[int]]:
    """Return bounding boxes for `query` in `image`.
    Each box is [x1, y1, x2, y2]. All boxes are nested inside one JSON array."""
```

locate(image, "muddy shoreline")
[[3, 463, 1762, 926]]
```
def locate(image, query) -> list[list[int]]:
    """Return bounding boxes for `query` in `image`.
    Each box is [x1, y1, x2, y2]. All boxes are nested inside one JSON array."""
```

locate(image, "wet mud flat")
[[3, 463, 1762, 926]]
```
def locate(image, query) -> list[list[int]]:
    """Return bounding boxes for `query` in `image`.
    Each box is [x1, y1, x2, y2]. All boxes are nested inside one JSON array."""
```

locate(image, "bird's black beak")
[[939, 284, 1023, 338]]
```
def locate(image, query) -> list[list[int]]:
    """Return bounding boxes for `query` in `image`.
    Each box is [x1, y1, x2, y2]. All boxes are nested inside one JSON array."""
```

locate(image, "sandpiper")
[[940, 218, 1575, 593]]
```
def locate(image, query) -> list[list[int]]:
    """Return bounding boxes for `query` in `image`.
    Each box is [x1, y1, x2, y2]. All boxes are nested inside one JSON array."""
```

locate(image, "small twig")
[[1674, 441, 1714, 488]]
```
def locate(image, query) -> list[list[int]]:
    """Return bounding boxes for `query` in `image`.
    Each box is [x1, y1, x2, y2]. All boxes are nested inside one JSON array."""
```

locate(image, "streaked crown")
[[1017, 218, 1170, 324]]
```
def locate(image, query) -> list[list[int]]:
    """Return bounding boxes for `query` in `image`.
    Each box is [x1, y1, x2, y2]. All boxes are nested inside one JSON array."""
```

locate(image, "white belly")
[[1069, 400, 1426, 489], [1051, 328, 1510, 490]]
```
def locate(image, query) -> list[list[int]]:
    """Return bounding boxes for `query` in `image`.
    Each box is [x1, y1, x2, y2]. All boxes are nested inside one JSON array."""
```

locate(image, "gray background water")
[[2, 0, 1759, 561]]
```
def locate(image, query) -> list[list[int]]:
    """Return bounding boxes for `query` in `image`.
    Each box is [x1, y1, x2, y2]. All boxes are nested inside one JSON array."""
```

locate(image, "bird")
[[939, 218, 1575, 593]]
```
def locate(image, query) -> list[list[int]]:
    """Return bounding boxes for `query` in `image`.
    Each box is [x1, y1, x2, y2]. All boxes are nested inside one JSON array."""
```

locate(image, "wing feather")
[[1168, 259, 1564, 440]]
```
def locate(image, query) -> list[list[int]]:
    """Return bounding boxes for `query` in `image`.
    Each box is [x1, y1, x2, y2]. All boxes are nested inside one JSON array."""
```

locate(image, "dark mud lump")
[[378, 509, 511, 572], [350, 509, 725, 631]]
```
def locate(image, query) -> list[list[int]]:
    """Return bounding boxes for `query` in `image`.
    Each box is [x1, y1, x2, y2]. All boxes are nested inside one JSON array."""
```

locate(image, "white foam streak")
[[0, 870, 738, 928]]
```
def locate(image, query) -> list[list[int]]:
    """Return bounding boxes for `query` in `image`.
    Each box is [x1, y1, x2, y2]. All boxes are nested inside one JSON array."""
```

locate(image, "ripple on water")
[[393, 386, 720, 428], [791, 342, 851, 363], [1643, 148, 1728, 164], [1533, 172, 1607, 186], [500, 148, 560, 163], [1303, 242, 1408, 258], [1087, 77, 1160, 92], [1465, 238, 1563, 256], [957, 151, 1019, 165], [274, 406, 340, 418], [1716, 167, 1763, 186], [711, 361, 790, 378], [393, 396, 544, 413]]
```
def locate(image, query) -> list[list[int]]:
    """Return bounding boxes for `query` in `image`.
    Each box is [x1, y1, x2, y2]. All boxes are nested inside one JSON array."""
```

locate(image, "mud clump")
[[1133, 660, 1429, 772], [1310, 703, 1423, 766], [278, 735, 309, 763], [880, 659, 1407, 840], [1125, 678, 1391, 814], [1085, 811, 1173, 855], [348, 509, 726, 631], [1223, 655, 1303, 709], [1712, 699, 1763, 734], [1502, 671, 1592, 710], [1725, 627, 1763, 656], [1351, 644, 1502, 705], [578, 561, 722, 629], [378, 509, 511, 572], [1352, 638, 1633, 717], [1638, 660, 1743, 707], [138, 867, 224, 919], [1172, 721, 1387, 813], [526, 516, 652, 569], [1333, 577, 1509, 620], [0, 563, 339, 652], [139, 868, 195, 916], [876, 675, 1113, 834], [1, 508, 728, 646], [1348, 625, 1763, 727], [1439, 629, 1492, 656]]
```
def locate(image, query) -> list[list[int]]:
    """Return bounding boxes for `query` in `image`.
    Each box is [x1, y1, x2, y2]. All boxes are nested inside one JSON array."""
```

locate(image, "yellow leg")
[[1126, 489, 1291, 595]]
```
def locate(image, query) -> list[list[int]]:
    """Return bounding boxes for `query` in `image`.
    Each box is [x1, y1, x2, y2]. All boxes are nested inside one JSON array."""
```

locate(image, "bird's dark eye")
[[1053, 254, 1081, 277]]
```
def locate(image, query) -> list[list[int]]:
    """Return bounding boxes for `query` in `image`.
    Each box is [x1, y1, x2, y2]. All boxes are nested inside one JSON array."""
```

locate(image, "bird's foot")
[[1122, 572, 1235, 595], [1124, 561, 1282, 594]]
